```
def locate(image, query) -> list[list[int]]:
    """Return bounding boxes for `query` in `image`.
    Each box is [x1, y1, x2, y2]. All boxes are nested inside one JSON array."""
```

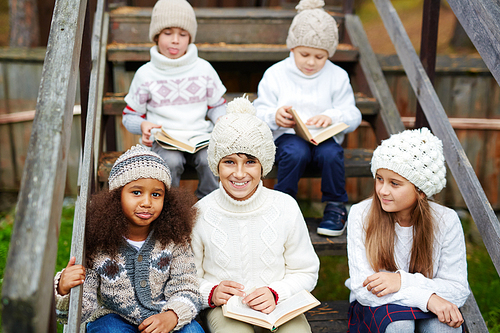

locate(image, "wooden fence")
[[1, 49, 500, 209]]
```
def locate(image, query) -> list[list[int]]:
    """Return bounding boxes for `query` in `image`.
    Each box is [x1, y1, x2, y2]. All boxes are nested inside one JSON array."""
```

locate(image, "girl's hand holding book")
[[363, 272, 401, 297], [427, 294, 464, 328], [58, 256, 85, 296]]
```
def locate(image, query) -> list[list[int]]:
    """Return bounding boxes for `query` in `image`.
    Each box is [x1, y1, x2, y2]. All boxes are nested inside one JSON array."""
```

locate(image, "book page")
[[224, 294, 277, 325]]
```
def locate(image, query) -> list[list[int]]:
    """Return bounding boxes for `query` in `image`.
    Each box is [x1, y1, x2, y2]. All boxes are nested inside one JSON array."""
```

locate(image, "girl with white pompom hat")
[[192, 96, 320, 332], [345, 127, 470, 332]]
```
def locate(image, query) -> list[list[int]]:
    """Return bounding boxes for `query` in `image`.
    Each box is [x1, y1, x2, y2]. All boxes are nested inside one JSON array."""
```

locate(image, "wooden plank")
[[108, 7, 344, 45], [462, 290, 489, 333], [372, 0, 497, 329], [307, 218, 347, 256], [106, 43, 358, 63], [0, 47, 47, 62], [66, 0, 106, 331], [345, 14, 405, 139], [0, 0, 88, 332], [101, 92, 378, 117], [446, 0, 500, 86], [306, 300, 349, 333]]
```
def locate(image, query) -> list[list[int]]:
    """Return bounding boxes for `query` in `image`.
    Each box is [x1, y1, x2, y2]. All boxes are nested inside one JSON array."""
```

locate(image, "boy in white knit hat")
[[122, 0, 227, 199], [254, 0, 362, 237], [192, 97, 319, 333]]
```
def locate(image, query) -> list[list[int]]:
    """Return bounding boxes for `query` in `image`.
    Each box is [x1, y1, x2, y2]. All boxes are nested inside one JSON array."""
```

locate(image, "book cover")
[[289, 108, 349, 145], [154, 129, 211, 154], [222, 289, 320, 330]]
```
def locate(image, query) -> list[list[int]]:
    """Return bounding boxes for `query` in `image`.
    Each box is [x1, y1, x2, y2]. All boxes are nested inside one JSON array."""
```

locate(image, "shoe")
[[317, 203, 347, 237]]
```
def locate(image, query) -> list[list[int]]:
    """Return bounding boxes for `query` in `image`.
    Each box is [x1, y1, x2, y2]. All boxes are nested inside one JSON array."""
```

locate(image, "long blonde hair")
[[364, 184, 435, 278]]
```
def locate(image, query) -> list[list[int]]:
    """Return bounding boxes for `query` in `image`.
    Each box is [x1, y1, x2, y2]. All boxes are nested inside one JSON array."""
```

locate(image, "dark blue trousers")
[[274, 134, 348, 202]]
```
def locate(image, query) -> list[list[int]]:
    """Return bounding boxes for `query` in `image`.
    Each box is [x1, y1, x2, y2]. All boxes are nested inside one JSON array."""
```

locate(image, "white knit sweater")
[[253, 52, 362, 144], [123, 44, 227, 142], [192, 182, 320, 309], [345, 199, 470, 312]]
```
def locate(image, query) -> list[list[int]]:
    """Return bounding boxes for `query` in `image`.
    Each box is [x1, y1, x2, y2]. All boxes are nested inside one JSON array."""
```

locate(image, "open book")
[[289, 108, 349, 145], [222, 289, 320, 330], [154, 128, 211, 154]]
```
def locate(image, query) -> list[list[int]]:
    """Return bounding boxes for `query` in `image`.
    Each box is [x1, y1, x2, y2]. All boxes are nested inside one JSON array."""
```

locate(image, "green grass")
[[0, 200, 498, 332]]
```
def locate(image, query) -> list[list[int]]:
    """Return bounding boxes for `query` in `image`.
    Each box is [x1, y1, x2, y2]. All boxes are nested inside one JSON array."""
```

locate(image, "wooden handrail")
[[0, 0, 88, 331], [446, 0, 500, 87], [371, 0, 499, 330], [65, 0, 106, 332]]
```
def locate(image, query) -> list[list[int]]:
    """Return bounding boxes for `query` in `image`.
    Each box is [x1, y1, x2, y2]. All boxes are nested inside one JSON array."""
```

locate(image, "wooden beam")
[[0, 0, 88, 331], [345, 14, 405, 140], [66, 0, 106, 331], [372, 0, 500, 289], [446, 0, 500, 86]]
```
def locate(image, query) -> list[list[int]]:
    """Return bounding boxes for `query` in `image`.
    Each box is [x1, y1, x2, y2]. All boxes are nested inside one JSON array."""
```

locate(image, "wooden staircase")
[[1, 0, 498, 332]]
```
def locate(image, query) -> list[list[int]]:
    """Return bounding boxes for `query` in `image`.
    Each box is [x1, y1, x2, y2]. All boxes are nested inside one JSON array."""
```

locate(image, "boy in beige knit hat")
[[123, 0, 227, 199], [254, 0, 362, 237], [192, 97, 319, 333]]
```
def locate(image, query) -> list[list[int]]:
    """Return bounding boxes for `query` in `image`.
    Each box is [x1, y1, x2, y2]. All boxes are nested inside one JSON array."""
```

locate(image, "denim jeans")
[[274, 134, 347, 202], [87, 313, 205, 333]]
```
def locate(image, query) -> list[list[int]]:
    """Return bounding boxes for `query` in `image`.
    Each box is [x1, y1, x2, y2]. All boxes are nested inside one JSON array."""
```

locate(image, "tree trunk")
[[9, 0, 40, 47]]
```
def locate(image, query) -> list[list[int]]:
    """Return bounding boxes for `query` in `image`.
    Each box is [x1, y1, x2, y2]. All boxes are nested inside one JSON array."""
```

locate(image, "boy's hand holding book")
[[305, 114, 332, 128], [242, 287, 276, 314], [275, 106, 295, 128], [212, 280, 246, 307], [141, 121, 162, 147]]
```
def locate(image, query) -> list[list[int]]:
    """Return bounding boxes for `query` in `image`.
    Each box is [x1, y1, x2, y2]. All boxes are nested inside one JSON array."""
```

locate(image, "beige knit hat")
[[286, 0, 339, 57], [371, 127, 447, 197], [207, 97, 276, 177], [149, 0, 197, 43], [109, 145, 172, 190]]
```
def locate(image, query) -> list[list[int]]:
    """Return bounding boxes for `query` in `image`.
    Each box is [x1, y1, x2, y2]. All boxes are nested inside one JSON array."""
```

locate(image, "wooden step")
[[98, 148, 372, 184], [306, 300, 350, 333], [109, 7, 345, 45], [107, 42, 359, 63], [102, 92, 379, 117]]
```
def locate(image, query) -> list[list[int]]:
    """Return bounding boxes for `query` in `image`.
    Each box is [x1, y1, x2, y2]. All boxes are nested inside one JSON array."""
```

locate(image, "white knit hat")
[[207, 97, 276, 177], [108, 145, 172, 190], [286, 0, 339, 57], [149, 0, 197, 43], [370, 127, 446, 197]]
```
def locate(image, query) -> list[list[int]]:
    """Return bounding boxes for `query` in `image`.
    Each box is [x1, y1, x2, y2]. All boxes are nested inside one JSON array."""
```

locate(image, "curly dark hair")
[[85, 185, 197, 266]]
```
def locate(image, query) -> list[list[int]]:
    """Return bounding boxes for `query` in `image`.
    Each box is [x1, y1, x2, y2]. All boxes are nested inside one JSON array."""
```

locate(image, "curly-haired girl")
[[54, 145, 204, 333], [346, 128, 469, 333]]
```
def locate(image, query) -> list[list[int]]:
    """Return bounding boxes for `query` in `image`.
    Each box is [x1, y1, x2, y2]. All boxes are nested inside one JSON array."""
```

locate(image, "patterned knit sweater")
[[192, 182, 320, 309], [122, 44, 227, 142], [345, 199, 470, 312], [54, 231, 202, 331]]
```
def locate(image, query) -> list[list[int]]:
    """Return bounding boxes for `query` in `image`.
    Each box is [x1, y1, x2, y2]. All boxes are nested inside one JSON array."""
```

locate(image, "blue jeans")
[[87, 313, 205, 333], [274, 134, 347, 202]]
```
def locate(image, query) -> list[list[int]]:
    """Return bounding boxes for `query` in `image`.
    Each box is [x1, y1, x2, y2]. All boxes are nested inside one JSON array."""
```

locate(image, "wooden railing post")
[[0, 0, 88, 331]]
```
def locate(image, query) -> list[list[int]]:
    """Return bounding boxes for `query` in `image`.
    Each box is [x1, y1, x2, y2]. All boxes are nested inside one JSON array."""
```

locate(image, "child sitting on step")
[[192, 97, 320, 333], [254, 0, 362, 237], [54, 146, 204, 333], [123, 0, 227, 199], [345, 128, 470, 332]]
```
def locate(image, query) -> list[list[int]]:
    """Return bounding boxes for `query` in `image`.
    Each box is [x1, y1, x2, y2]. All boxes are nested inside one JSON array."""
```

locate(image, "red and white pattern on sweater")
[[132, 75, 216, 108]]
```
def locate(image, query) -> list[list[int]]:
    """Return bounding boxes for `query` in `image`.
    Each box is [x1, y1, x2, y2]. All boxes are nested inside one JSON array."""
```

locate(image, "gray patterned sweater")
[[54, 231, 201, 331]]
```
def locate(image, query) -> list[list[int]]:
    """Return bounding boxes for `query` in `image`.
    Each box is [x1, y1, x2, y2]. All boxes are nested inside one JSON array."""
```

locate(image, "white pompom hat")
[[207, 97, 276, 177], [149, 0, 197, 43], [370, 127, 447, 197]]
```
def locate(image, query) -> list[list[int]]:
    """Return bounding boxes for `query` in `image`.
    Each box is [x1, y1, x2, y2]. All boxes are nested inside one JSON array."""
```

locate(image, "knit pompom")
[[226, 96, 256, 116], [296, 0, 325, 12]]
